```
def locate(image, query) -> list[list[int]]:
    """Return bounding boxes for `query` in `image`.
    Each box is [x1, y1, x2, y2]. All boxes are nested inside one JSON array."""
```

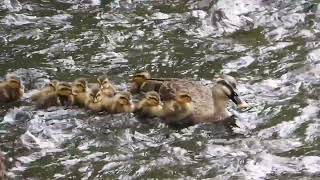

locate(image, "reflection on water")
[[1, 0, 320, 179]]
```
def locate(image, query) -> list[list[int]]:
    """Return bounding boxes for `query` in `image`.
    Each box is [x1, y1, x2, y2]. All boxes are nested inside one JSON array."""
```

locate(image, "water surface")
[[1, 0, 320, 179]]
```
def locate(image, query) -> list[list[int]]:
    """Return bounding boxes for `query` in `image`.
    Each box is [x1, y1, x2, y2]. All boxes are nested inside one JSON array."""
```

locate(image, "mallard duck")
[[97, 75, 116, 97], [0, 74, 24, 104], [35, 82, 74, 109], [130, 72, 249, 125], [72, 78, 90, 107], [162, 91, 194, 124], [31, 80, 59, 101], [104, 91, 135, 114], [134, 91, 163, 118]]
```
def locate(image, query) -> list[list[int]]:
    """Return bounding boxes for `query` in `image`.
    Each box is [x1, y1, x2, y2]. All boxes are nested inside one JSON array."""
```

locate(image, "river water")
[[1, 0, 320, 179]]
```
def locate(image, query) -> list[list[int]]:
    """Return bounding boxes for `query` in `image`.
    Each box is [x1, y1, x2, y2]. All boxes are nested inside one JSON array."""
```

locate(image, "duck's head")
[[144, 91, 161, 106], [73, 78, 88, 93], [6, 74, 23, 88], [213, 75, 249, 109], [56, 82, 73, 96], [89, 87, 102, 103], [130, 72, 151, 93], [175, 91, 192, 105], [97, 75, 112, 89]]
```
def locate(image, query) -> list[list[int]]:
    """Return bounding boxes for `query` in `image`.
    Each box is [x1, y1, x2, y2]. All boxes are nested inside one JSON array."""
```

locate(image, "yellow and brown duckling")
[[0, 74, 24, 104], [35, 82, 74, 109], [31, 80, 59, 101], [104, 91, 135, 114], [72, 78, 90, 107], [162, 91, 194, 123], [97, 75, 116, 97], [134, 91, 163, 118], [85, 86, 104, 112], [0, 152, 6, 180], [130, 72, 163, 94]]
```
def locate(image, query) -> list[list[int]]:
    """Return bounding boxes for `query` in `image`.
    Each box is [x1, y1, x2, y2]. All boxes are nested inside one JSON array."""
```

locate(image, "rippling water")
[[1, 0, 320, 179]]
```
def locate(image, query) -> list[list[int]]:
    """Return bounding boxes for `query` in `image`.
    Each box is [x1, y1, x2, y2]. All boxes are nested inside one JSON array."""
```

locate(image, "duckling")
[[162, 91, 194, 123], [104, 91, 135, 114], [0, 152, 6, 180], [130, 72, 162, 94], [85, 86, 104, 112], [134, 91, 163, 118], [36, 82, 74, 109], [97, 75, 116, 97], [72, 78, 90, 107], [31, 80, 59, 101], [0, 74, 24, 104]]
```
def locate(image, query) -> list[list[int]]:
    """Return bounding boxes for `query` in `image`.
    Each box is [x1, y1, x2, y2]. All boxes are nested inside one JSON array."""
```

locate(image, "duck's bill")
[[230, 94, 249, 109]]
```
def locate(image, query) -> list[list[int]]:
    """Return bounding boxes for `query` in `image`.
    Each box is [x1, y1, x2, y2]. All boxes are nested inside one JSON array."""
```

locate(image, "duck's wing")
[[159, 80, 215, 121]]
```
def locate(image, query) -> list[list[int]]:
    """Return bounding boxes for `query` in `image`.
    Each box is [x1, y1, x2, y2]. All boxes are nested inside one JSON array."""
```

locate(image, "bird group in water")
[[0, 72, 250, 126]]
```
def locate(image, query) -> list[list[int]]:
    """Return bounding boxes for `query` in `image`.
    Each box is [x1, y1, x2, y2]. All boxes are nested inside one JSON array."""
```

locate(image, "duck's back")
[[157, 79, 215, 124]]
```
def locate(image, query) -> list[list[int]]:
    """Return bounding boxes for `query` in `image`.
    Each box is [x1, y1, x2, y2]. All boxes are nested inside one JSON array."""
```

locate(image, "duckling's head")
[[116, 91, 133, 105], [144, 91, 161, 106], [97, 75, 111, 88], [213, 75, 249, 109], [130, 72, 151, 93], [175, 91, 192, 105], [73, 78, 88, 93], [48, 80, 59, 90], [6, 74, 23, 88], [56, 82, 73, 96], [89, 87, 102, 103]]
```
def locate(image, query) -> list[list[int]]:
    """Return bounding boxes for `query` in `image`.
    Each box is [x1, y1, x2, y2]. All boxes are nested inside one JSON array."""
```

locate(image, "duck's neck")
[[212, 94, 229, 116]]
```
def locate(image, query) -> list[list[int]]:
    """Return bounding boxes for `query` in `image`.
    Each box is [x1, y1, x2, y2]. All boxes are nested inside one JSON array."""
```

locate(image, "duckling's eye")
[[10, 79, 20, 84], [60, 88, 70, 91], [119, 97, 129, 104], [133, 76, 144, 82], [180, 95, 191, 102], [147, 96, 159, 102]]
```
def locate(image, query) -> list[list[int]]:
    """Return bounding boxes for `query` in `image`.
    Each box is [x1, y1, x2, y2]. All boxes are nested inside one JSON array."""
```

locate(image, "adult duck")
[[130, 72, 249, 125]]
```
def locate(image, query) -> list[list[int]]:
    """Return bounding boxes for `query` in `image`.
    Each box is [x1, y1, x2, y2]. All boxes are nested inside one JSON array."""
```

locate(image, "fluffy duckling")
[[0, 152, 6, 180], [85, 86, 104, 112], [130, 72, 162, 94], [134, 91, 163, 118], [97, 75, 116, 97], [72, 78, 90, 107], [31, 80, 59, 101], [0, 74, 24, 104], [36, 82, 74, 109], [104, 91, 135, 114], [162, 91, 194, 123]]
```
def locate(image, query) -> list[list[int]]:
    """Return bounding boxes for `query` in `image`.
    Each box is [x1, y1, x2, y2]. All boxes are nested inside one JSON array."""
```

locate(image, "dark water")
[[1, 0, 320, 179]]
